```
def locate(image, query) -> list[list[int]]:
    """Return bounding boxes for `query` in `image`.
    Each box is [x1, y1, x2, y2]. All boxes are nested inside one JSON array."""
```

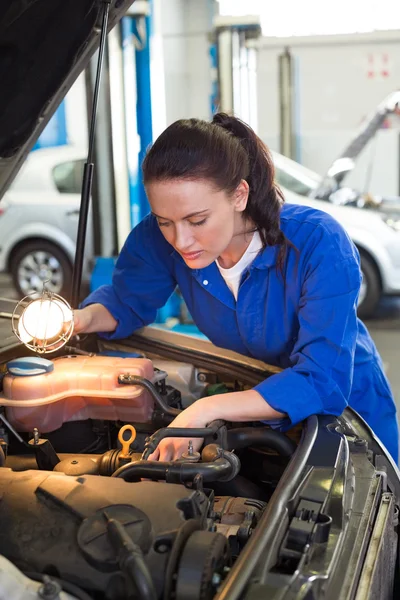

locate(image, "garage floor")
[[1, 273, 399, 425]]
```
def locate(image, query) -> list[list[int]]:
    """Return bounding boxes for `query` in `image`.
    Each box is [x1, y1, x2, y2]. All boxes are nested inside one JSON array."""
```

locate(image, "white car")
[[0, 146, 92, 298], [272, 151, 400, 318]]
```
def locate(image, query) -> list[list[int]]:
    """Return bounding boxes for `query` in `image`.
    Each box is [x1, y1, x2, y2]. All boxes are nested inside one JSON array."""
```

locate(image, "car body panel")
[[0, 217, 78, 271], [0, 146, 93, 281]]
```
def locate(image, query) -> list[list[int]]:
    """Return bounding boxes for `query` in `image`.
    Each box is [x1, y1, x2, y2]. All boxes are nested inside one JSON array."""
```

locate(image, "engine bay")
[[0, 334, 298, 600]]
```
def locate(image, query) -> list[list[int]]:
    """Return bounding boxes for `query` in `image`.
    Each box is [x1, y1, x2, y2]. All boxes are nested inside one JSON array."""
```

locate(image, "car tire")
[[357, 252, 381, 319], [10, 241, 73, 298]]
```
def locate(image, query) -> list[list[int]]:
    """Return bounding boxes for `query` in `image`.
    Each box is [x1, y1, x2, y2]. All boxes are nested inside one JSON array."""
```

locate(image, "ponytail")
[[212, 113, 287, 269]]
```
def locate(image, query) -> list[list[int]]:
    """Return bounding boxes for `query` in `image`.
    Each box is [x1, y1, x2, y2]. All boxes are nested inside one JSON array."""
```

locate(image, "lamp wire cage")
[[12, 288, 74, 354]]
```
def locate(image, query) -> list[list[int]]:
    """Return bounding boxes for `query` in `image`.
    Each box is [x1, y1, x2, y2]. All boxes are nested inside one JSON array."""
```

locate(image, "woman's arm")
[[76, 215, 177, 339], [197, 389, 284, 423]]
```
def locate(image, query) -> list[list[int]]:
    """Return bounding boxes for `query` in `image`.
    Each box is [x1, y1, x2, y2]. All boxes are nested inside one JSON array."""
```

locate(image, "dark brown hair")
[[142, 113, 288, 270]]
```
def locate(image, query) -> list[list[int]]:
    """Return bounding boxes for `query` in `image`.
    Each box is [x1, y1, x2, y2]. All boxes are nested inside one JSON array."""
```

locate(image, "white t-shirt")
[[216, 232, 263, 300]]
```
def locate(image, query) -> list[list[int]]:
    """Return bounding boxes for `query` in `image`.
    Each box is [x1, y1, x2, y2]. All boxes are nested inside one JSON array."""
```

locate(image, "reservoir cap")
[[7, 357, 54, 377]]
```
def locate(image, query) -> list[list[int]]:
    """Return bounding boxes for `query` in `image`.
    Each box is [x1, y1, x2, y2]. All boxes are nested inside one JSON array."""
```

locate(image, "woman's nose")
[[174, 225, 193, 251]]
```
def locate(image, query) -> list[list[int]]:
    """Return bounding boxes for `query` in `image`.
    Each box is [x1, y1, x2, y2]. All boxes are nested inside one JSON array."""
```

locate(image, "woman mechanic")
[[74, 113, 399, 462]]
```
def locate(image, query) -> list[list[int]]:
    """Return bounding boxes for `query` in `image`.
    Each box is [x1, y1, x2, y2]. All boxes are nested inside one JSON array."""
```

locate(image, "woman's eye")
[[157, 221, 170, 228], [190, 218, 207, 227]]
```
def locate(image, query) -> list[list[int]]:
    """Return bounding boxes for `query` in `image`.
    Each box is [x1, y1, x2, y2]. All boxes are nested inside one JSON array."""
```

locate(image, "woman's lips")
[[181, 250, 204, 260]]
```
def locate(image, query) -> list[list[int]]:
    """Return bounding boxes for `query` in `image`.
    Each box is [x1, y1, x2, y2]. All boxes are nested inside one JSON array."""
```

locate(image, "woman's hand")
[[73, 304, 117, 335], [148, 400, 209, 462], [147, 390, 285, 462], [73, 308, 93, 334]]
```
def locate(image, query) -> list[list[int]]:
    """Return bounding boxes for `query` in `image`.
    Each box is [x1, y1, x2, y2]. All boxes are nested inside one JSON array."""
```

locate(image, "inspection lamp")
[[12, 288, 74, 354]]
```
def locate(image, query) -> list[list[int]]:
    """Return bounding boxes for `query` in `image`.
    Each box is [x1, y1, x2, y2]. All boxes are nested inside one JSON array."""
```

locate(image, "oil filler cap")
[[7, 357, 54, 377]]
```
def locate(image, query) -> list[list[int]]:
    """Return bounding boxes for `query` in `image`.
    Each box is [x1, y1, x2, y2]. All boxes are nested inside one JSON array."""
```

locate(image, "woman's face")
[[146, 178, 249, 268]]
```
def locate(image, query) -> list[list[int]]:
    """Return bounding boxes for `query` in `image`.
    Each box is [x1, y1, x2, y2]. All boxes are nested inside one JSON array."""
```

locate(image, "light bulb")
[[18, 299, 73, 343]]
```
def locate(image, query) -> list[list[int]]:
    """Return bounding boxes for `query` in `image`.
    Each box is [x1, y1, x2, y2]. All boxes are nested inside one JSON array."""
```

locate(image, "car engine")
[[0, 350, 296, 600]]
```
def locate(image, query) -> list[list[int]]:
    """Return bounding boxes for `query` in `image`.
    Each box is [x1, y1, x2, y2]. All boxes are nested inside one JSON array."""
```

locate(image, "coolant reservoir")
[[0, 355, 155, 432]]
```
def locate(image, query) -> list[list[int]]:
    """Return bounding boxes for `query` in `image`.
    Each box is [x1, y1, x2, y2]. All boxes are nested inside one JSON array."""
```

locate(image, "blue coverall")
[[82, 203, 399, 461]]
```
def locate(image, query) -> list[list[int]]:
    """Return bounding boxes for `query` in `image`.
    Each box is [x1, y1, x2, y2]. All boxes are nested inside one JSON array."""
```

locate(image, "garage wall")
[[65, 73, 88, 148], [160, 0, 213, 124], [257, 31, 400, 196], [59, 0, 213, 150]]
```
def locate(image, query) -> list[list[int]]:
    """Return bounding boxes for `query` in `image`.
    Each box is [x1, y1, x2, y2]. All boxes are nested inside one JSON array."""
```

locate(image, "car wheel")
[[10, 241, 72, 298], [357, 252, 381, 319]]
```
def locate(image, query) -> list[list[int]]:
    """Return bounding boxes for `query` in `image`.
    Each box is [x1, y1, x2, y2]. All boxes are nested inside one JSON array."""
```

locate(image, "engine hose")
[[112, 454, 240, 483], [98, 449, 120, 476], [105, 514, 157, 600], [118, 374, 181, 416], [163, 519, 203, 600], [141, 421, 223, 460], [125, 553, 157, 600], [226, 427, 297, 457]]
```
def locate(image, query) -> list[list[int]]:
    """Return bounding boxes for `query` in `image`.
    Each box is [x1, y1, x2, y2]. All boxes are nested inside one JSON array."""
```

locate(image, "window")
[[52, 160, 85, 194], [275, 166, 318, 196]]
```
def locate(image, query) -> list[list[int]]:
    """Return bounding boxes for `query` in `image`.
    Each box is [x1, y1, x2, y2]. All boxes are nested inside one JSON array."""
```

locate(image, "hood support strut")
[[70, 0, 111, 308]]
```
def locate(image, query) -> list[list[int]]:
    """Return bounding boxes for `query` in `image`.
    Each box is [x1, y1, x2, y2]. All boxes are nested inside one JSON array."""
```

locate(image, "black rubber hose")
[[118, 375, 181, 416], [105, 514, 157, 600], [226, 427, 296, 457], [163, 519, 203, 600], [112, 456, 238, 483], [141, 422, 223, 460], [125, 552, 157, 600]]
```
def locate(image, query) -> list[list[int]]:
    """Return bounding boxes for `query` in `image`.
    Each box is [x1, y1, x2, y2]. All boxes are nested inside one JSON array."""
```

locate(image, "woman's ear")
[[233, 179, 250, 213]]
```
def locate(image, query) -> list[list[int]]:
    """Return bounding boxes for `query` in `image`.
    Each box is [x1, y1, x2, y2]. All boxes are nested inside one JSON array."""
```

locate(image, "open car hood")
[[0, 0, 135, 200], [313, 90, 400, 198]]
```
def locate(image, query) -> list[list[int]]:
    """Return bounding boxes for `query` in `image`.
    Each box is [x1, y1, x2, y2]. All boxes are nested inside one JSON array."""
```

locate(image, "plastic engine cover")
[[0, 470, 211, 598], [1, 355, 155, 432]]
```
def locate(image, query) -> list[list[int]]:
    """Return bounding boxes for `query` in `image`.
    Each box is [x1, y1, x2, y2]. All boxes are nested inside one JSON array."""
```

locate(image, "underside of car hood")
[[314, 90, 400, 197], [0, 0, 135, 199]]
